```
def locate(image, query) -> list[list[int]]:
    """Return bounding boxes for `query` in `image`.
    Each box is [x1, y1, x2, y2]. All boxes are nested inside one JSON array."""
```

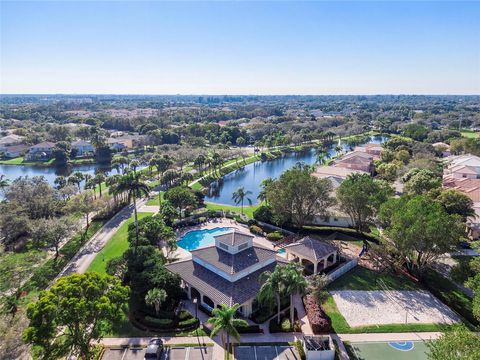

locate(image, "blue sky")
[[1, 1, 479, 95]]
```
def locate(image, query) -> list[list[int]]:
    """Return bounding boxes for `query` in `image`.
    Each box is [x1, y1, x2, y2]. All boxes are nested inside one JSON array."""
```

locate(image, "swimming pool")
[[177, 227, 235, 251]]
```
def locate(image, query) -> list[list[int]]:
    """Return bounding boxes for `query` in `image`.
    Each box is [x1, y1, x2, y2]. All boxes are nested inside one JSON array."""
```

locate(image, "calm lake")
[[205, 136, 387, 206], [0, 163, 120, 187]]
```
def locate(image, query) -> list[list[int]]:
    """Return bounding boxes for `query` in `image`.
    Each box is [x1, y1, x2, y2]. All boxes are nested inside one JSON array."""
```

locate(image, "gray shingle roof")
[[191, 245, 278, 275], [165, 258, 287, 305], [284, 236, 337, 261], [214, 229, 253, 246]]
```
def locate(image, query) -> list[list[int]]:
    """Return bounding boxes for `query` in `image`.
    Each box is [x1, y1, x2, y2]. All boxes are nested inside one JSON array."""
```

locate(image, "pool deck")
[[173, 218, 282, 259]]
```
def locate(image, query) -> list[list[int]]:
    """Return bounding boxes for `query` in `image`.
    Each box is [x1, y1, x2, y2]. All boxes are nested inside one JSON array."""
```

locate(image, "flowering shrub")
[[303, 295, 332, 334]]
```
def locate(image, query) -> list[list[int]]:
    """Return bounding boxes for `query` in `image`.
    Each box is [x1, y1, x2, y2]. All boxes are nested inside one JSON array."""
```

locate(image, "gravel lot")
[[331, 290, 459, 327]]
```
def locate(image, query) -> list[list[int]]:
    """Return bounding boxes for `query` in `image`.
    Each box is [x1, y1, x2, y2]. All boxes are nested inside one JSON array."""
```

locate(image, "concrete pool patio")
[[331, 290, 459, 327], [172, 218, 280, 259]]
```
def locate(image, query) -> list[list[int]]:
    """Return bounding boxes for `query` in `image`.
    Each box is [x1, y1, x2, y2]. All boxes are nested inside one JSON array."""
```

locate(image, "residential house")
[[332, 150, 377, 174], [71, 140, 94, 157], [165, 229, 287, 317], [107, 134, 146, 152], [0, 134, 25, 152], [354, 143, 383, 157], [25, 141, 56, 160], [311, 165, 364, 227], [443, 154, 480, 239], [1, 144, 29, 158]]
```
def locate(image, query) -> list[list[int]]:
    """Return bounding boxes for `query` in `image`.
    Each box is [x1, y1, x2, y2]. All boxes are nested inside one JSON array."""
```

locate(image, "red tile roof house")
[[25, 141, 56, 161], [333, 150, 376, 174], [166, 229, 288, 317], [443, 154, 480, 239]]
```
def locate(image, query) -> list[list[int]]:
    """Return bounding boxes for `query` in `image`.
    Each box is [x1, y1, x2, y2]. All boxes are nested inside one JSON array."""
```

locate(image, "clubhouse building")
[[165, 229, 287, 317]]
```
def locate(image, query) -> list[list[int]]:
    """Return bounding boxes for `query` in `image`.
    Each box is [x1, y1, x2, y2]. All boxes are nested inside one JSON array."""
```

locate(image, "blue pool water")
[[177, 227, 235, 251]]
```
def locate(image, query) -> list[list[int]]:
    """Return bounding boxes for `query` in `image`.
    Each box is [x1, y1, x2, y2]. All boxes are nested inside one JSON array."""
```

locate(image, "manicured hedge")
[[144, 316, 174, 328], [235, 324, 263, 334], [266, 231, 284, 241], [303, 295, 332, 334], [249, 225, 264, 235]]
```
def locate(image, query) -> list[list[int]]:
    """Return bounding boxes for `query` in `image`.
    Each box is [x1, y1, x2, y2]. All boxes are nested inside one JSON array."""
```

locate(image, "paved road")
[[57, 198, 150, 277]]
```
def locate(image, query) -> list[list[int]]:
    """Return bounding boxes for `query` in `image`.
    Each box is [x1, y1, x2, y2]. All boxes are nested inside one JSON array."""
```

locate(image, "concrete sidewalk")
[[57, 198, 150, 277]]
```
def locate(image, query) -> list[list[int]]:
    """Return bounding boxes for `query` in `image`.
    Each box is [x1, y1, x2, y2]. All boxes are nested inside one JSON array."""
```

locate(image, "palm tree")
[[145, 288, 167, 316], [106, 174, 122, 204], [54, 175, 66, 190], [68, 171, 85, 192], [94, 173, 106, 197], [232, 187, 252, 214], [114, 171, 150, 253], [258, 266, 286, 324], [207, 304, 248, 358], [284, 263, 308, 326], [130, 159, 140, 173], [257, 177, 273, 204], [83, 174, 93, 191]]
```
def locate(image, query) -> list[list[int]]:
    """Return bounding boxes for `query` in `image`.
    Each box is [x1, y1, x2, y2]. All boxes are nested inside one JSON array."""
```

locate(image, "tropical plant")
[[308, 273, 330, 303], [284, 263, 308, 326], [258, 177, 273, 204], [68, 171, 85, 192], [94, 173, 106, 197], [258, 266, 286, 324], [114, 172, 150, 253], [207, 303, 248, 358], [232, 186, 252, 214], [145, 288, 167, 316]]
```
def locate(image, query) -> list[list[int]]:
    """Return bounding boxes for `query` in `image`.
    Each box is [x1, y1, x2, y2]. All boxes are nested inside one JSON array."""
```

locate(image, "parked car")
[[144, 338, 163, 359]]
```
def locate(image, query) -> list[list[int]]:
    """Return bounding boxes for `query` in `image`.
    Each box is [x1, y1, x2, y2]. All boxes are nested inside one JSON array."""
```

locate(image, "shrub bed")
[[303, 295, 332, 334], [266, 231, 284, 241], [268, 309, 300, 333], [249, 225, 264, 235], [235, 324, 263, 334]]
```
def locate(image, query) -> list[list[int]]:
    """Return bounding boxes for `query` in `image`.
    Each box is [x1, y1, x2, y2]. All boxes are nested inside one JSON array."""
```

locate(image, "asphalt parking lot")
[[235, 345, 300, 360], [102, 346, 212, 360]]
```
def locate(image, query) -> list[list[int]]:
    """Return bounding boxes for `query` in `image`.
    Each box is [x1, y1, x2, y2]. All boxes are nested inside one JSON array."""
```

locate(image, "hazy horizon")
[[1, 1, 479, 95]]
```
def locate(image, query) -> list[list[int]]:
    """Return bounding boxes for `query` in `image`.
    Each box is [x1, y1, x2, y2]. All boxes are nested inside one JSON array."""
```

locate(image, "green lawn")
[[422, 269, 477, 327], [205, 202, 259, 218], [460, 129, 479, 139], [0, 156, 25, 165], [146, 192, 164, 206], [0, 157, 55, 166], [87, 212, 153, 274], [327, 266, 420, 291]]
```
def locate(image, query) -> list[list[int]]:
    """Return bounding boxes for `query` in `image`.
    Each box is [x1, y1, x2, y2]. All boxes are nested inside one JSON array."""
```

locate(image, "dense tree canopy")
[[379, 195, 463, 276], [266, 164, 335, 227], [336, 173, 394, 232], [23, 273, 129, 360]]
